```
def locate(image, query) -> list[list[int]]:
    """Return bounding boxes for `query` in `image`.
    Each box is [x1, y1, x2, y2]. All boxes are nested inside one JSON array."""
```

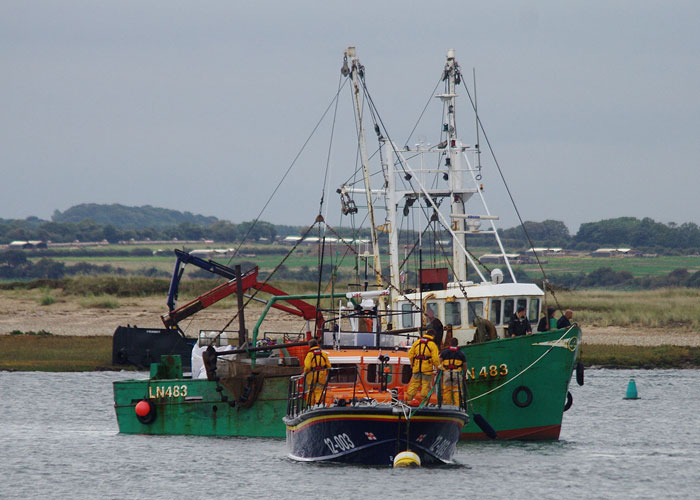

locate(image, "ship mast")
[[442, 49, 468, 282], [344, 47, 386, 317]]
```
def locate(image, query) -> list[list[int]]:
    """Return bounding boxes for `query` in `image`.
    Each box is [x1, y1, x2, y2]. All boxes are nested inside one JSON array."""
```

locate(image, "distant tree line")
[[494, 217, 700, 253], [545, 267, 700, 290], [52, 203, 218, 229], [0, 217, 278, 245], [2, 203, 700, 254]]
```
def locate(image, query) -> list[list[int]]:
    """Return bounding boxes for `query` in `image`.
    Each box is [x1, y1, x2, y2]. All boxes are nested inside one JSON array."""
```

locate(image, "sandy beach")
[[1, 293, 698, 347]]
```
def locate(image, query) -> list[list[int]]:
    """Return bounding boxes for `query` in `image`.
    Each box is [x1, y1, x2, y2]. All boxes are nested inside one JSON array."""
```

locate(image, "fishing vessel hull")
[[113, 378, 289, 437], [114, 327, 579, 440], [283, 406, 468, 465], [113, 355, 296, 437], [459, 326, 582, 440]]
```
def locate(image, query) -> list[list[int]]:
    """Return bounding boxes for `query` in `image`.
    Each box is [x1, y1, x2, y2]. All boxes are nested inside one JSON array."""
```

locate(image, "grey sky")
[[2, 1, 698, 233]]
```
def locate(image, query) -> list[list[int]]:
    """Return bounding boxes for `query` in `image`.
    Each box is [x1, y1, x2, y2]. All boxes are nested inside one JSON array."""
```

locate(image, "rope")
[[323, 221, 423, 315], [225, 78, 348, 265], [466, 324, 577, 402], [319, 73, 344, 214], [404, 76, 443, 148], [209, 218, 322, 347], [457, 76, 564, 314], [409, 370, 442, 418]]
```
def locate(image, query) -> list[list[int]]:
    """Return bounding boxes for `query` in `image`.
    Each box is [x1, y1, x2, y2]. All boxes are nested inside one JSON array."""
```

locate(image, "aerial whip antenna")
[[473, 68, 482, 179]]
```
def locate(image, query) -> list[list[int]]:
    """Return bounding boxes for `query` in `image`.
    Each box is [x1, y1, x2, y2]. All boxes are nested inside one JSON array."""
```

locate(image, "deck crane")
[[161, 249, 322, 335]]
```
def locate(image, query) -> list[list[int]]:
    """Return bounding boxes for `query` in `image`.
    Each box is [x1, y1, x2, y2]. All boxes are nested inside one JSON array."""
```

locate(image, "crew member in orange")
[[302, 339, 332, 406], [406, 330, 440, 406], [439, 337, 467, 405]]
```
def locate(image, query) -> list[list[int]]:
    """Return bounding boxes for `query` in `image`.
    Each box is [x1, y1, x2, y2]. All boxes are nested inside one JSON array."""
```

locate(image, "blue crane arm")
[[166, 249, 239, 312]]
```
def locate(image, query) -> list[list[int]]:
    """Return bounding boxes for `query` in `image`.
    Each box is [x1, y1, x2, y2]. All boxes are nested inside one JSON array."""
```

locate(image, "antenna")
[[473, 68, 482, 175]]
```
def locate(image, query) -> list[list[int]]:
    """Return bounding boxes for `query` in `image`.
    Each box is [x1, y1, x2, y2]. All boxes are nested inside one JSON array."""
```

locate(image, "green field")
[[516, 254, 700, 277], [23, 245, 700, 276], [18, 244, 700, 285]]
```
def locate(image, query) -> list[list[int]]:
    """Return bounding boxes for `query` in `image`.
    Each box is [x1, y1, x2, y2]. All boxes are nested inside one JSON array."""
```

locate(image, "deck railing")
[[286, 364, 468, 417]]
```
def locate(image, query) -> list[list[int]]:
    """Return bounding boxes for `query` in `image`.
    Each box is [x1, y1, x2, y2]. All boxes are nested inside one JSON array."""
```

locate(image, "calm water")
[[1, 369, 698, 500]]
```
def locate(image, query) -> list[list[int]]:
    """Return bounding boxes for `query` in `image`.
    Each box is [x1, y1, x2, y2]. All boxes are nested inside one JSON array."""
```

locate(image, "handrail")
[[286, 365, 381, 418], [251, 292, 347, 367]]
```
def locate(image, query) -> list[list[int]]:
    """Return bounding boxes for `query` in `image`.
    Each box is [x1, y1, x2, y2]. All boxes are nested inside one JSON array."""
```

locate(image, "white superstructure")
[[339, 47, 544, 344]]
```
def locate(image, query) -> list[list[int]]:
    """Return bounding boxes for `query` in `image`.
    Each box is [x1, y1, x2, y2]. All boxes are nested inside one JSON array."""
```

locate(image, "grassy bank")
[[582, 344, 700, 369], [2, 335, 698, 371], [548, 288, 700, 330], [0, 334, 114, 371]]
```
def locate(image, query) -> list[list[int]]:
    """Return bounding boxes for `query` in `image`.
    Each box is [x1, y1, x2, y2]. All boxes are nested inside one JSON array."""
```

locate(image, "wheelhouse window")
[[503, 299, 514, 324], [467, 301, 484, 325], [367, 364, 377, 383], [401, 365, 412, 384], [517, 298, 527, 314], [529, 298, 540, 323], [366, 363, 392, 385], [490, 299, 502, 324], [401, 303, 414, 328], [330, 366, 359, 383], [426, 302, 439, 319], [445, 301, 462, 326]]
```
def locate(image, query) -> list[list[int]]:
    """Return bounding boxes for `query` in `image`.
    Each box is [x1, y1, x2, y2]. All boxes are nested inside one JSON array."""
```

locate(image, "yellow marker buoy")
[[393, 450, 421, 468]]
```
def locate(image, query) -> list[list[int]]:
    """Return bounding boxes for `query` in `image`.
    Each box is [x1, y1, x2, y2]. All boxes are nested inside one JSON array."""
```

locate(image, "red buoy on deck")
[[135, 400, 151, 417]]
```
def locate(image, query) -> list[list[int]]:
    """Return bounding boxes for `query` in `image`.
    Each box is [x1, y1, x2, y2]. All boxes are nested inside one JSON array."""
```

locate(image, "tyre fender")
[[564, 391, 573, 412], [512, 385, 533, 408]]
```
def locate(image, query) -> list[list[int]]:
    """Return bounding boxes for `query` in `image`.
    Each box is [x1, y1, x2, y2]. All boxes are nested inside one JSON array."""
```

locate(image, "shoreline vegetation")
[[0, 335, 698, 372], [0, 277, 698, 371]]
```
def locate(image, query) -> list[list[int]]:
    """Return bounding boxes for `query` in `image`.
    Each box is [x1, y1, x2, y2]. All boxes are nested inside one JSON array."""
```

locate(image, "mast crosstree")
[[340, 47, 518, 309]]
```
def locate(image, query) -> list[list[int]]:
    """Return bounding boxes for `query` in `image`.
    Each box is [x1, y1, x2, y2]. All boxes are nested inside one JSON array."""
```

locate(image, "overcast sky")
[[2, 1, 698, 234]]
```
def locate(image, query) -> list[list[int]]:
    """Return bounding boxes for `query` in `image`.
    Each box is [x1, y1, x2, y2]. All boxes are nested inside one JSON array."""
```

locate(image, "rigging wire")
[[211, 218, 322, 346], [225, 78, 349, 267], [314, 73, 345, 333], [319, 73, 345, 215], [404, 77, 443, 148], [457, 76, 563, 312]]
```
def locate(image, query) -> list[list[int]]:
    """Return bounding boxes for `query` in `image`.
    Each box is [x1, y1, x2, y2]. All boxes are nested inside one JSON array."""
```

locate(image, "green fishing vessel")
[[113, 313, 581, 440], [113, 47, 583, 441], [460, 326, 581, 439], [114, 353, 294, 437]]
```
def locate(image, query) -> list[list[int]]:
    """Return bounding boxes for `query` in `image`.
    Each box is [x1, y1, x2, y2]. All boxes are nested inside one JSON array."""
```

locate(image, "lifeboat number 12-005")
[[324, 433, 355, 454]]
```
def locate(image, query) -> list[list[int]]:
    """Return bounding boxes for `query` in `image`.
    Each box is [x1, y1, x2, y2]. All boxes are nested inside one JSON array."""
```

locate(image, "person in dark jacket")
[[425, 308, 444, 347], [556, 309, 574, 329], [508, 307, 532, 337], [537, 306, 557, 332]]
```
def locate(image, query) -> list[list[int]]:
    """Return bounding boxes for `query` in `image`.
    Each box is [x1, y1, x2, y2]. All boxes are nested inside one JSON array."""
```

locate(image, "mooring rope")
[[466, 324, 577, 402]]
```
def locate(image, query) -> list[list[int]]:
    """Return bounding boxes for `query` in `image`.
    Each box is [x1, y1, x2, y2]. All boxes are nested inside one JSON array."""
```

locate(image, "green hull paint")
[[460, 327, 581, 440], [114, 376, 288, 437], [114, 327, 580, 440]]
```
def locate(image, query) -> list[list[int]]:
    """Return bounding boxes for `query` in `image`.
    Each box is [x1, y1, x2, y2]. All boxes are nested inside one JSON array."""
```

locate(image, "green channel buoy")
[[623, 378, 640, 400]]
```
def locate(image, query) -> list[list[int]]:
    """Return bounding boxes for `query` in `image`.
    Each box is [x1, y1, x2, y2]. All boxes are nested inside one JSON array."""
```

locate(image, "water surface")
[[1, 369, 698, 499]]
